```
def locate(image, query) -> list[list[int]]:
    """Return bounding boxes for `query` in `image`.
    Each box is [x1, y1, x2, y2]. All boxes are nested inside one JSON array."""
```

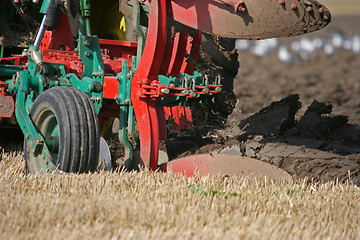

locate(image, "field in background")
[[1, 152, 359, 239], [322, 0, 360, 15]]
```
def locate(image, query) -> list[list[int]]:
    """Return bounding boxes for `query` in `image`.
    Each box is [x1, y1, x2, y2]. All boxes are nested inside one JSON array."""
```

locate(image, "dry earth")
[[170, 15, 360, 185]]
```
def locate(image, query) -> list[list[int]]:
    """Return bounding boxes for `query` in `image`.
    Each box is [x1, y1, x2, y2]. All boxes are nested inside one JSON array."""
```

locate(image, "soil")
[[167, 15, 360, 185]]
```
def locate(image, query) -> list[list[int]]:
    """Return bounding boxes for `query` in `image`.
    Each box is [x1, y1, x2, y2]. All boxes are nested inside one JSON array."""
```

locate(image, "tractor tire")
[[24, 86, 100, 173]]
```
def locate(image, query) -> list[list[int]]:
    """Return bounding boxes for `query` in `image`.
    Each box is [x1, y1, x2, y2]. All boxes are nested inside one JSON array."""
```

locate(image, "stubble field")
[[1, 1, 360, 239], [1, 152, 359, 239]]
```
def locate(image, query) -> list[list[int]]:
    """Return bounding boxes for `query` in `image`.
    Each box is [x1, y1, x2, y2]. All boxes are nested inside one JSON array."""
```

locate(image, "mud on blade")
[[169, 0, 331, 39]]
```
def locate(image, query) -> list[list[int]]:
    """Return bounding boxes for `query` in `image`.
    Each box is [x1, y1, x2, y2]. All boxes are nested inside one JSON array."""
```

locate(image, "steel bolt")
[[189, 91, 197, 98], [202, 87, 210, 94], [160, 88, 170, 94], [126, 73, 132, 79], [83, 38, 92, 46], [291, 2, 298, 10], [215, 86, 222, 92], [181, 89, 190, 96], [235, 0, 246, 12]]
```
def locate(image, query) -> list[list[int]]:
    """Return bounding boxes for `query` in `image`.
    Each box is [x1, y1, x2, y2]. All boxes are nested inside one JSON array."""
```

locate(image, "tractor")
[[0, 0, 331, 175]]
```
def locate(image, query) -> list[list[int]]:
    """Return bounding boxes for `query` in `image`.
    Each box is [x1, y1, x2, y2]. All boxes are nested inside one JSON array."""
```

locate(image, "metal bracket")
[[15, 70, 56, 172], [116, 59, 134, 169]]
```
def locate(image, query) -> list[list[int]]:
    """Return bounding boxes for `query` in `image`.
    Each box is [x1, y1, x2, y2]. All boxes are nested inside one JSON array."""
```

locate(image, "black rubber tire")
[[24, 86, 100, 173]]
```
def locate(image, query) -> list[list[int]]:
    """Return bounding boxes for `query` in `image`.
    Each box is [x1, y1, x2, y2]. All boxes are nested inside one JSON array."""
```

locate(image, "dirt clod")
[[238, 94, 301, 136]]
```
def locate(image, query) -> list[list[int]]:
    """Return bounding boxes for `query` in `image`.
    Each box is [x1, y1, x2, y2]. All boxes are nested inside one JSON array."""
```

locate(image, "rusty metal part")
[[0, 95, 15, 118], [169, 0, 331, 39]]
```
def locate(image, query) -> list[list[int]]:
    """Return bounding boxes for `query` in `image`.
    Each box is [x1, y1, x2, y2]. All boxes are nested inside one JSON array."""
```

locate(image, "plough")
[[0, 0, 330, 175]]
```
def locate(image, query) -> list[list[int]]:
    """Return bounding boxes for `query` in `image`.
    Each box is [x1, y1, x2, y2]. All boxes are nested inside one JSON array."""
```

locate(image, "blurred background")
[[228, 0, 360, 126]]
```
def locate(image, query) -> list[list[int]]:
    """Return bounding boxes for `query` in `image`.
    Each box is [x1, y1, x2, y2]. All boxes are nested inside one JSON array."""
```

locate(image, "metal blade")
[[98, 137, 112, 170], [160, 154, 291, 179], [169, 0, 331, 39]]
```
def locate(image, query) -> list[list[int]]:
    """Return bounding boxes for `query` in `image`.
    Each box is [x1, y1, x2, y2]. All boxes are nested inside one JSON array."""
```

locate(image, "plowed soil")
[[167, 15, 360, 185]]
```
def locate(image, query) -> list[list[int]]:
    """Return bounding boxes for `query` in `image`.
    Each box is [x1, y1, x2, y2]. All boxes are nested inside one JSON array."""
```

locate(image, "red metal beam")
[[131, 0, 168, 170]]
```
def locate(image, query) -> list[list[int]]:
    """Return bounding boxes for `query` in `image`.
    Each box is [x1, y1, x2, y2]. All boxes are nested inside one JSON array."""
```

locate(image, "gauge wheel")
[[24, 86, 100, 173]]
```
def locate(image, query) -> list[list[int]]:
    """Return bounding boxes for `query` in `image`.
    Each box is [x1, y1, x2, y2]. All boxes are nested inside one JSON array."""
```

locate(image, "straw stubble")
[[0, 151, 359, 239]]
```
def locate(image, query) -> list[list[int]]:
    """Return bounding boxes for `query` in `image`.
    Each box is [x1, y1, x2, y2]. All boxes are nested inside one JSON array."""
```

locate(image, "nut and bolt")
[[215, 86, 222, 92], [92, 72, 103, 78], [91, 96, 101, 102], [160, 88, 170, 94], [291, 2, 298, 10], [181, 89, 190, 96], [235, 0, 246, 12], [202, 87, 210, 94], [83, 38, 92, 46], [189, 91, 197, 98]]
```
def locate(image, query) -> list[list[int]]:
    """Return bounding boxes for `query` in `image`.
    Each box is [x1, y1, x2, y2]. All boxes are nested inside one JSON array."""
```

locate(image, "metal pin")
[[215, 86, 222, 92], [202, 87, 210, 94], [161, 88, 170, 94], [189, 91, 197, 97], [235, 0, 246, 12], [181, 89, 190, 96]]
